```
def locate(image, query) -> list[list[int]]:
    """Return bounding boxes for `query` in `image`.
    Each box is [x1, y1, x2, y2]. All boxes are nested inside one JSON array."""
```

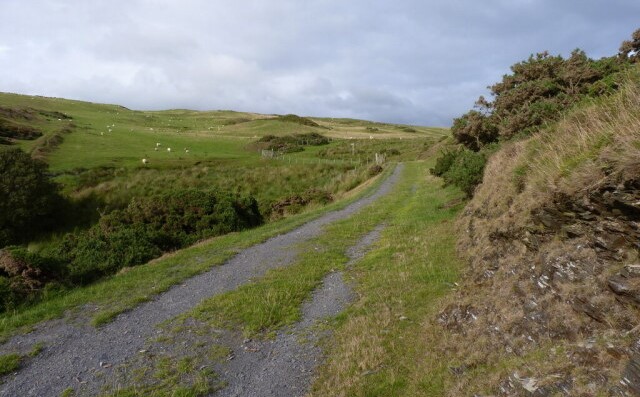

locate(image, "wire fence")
[[260, 149, 385, 168]]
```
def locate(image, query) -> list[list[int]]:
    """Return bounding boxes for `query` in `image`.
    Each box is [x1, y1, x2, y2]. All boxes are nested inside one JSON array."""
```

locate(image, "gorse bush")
[[0, 246, 65, 311], [0, 189, 263, 307], [57, 189, 262, 284], [0, 148, 64, 247], [434, 28, 640, 197], [430, 150, 460, 178], [452, 49, 630, 151], [57, 226, 162, 284], [431, 149, 488, 197], [257, 132, 329, 153]]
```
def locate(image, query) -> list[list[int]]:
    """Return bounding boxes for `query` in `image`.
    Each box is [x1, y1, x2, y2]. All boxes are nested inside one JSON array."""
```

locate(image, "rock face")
[[443, 160, 640, 395]]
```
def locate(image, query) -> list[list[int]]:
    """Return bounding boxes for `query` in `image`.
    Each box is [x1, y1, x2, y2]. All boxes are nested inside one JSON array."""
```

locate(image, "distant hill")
[[0, 91, 447, 171]]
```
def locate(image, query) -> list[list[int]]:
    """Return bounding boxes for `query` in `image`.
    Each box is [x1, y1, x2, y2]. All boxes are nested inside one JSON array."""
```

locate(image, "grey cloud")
[[0, 0, 638, 126]]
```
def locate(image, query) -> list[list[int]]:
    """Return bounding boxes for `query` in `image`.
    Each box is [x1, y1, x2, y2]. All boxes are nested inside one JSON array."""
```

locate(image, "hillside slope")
[[438, 68, 640, 395]]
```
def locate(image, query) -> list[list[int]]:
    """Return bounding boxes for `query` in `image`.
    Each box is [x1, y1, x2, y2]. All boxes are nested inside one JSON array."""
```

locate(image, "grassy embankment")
[[432, 67, 640, 396]]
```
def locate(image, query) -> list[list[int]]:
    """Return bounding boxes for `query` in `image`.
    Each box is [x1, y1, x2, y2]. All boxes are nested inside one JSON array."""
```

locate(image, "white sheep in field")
[[154, 147, 158, 151], [156, 142, 161, 147], [167, 147, 172, 152], [184, 148, 189, 153], [100, 132, 104, 136], [142, 158, 149, 165]]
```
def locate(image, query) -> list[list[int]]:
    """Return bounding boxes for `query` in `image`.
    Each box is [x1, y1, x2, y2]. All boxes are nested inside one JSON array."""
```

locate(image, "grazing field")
[[0, 92, 446, 220]]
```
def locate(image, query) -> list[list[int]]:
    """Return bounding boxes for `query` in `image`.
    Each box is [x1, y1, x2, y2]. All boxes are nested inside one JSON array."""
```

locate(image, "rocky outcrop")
[[440, 165, 640, 395]]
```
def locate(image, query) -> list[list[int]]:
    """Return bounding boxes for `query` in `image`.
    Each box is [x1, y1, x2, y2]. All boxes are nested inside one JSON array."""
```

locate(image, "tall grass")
[[519, 68, 640, 193], [308, 163, 464, 396]]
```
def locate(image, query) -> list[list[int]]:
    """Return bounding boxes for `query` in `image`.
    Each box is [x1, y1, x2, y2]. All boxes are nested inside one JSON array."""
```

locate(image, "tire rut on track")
[[214, 223, 386, 397], [0, 164, 403, 397]]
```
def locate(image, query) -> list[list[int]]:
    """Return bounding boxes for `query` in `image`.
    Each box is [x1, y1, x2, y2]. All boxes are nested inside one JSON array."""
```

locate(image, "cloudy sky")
[[0, 1, 638, 126]]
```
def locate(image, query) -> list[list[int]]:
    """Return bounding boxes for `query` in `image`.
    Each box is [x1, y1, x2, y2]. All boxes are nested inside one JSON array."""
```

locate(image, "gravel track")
[[0, 164, 402, 397], [214, 224, 386, 397]]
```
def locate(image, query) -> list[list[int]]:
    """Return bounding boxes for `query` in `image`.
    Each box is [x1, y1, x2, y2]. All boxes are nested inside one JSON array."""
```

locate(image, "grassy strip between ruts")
[[308, 162, 465, 396], [0, 167, 392, 341]]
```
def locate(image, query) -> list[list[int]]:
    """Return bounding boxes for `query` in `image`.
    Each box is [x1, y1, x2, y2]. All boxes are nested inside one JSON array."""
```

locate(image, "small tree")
[[0, 148, 62, 247]]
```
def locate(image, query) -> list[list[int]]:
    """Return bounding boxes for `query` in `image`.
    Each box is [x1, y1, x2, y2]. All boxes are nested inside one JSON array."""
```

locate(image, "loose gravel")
[[0, 164, 403, 397], [214, 224, 386, 397]]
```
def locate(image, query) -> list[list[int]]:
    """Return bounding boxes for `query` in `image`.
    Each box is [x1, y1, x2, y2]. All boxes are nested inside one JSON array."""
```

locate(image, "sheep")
[[142, 158, 149, 165], [156, 142, 161, 147], [100, 132, 104, 136], [154, 147, 158, 151], [167, 147, 172, 152], [185, 149, 189, 153]]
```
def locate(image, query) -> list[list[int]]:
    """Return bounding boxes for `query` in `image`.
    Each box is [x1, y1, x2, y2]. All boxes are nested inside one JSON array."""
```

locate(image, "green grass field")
[[1, 91, 448, 228], [0, 91, 446, 172]]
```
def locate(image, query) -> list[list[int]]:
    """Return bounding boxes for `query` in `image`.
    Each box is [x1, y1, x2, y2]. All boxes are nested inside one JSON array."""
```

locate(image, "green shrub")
[[442, 150, 487, 197], [368, 165, 383, 176], [430, 149, 460, 177], [0, 276, 16, 312], [431, 149, 488, 197], [277, 114, 321, 127], [0, 148, 65, 247], [257, 133, 329, 153], [57, 190, 262, 284], [59, 226, 162, 284]]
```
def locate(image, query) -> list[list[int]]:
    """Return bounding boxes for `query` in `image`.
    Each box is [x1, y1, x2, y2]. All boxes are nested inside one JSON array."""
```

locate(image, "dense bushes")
[[430, 148, 489, 197], [0, 189, 262, 308], [277, 114, 322, 127], [0, 247, 65, 311], [257, 132, 329, 153], [0, 148, 64, 247], [434, 28, 640, 198], [270, 188, 333, 219], [57, 190, 262, 284], [452, 50, 630, 152]]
